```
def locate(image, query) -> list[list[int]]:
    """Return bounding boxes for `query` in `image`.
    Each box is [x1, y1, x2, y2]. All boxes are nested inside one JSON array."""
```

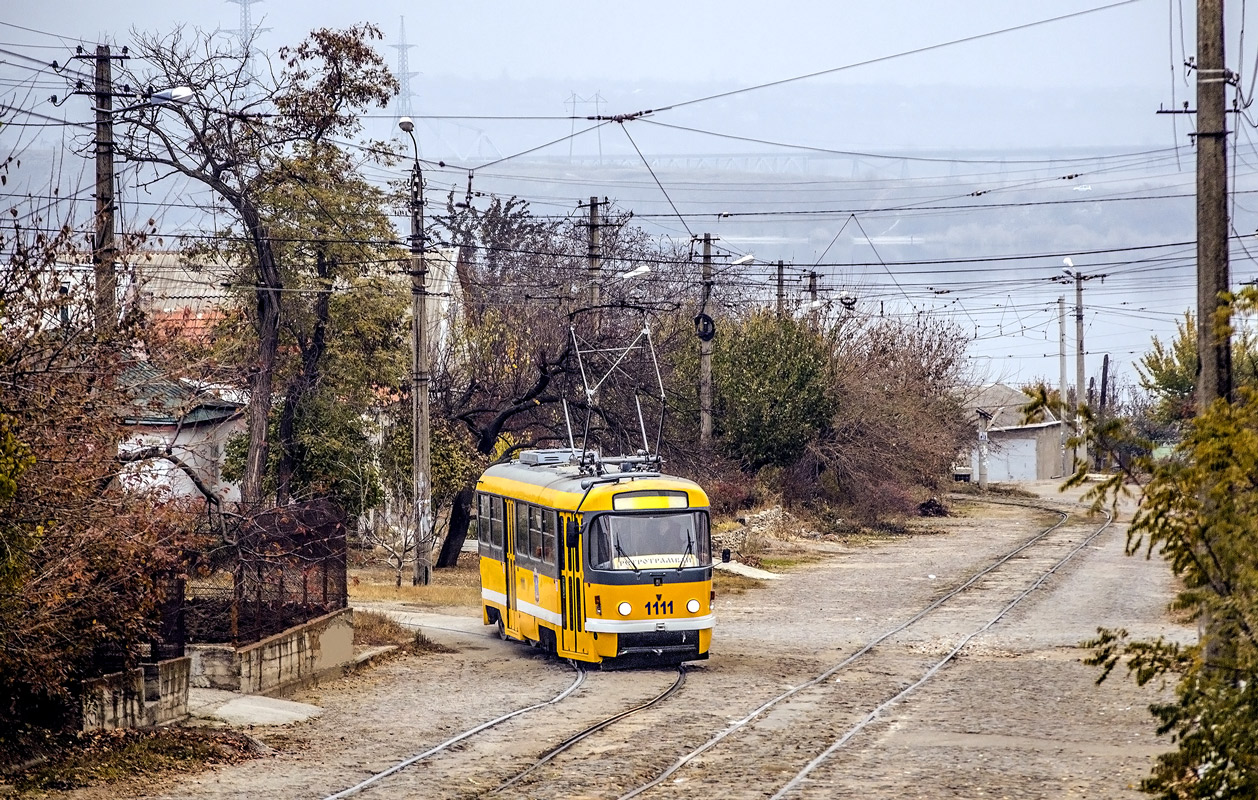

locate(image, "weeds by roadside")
[[0, 729, 259, 799]]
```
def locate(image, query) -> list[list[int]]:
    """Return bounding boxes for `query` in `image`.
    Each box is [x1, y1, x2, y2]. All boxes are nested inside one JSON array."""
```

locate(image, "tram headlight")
[[686, 598, 701, 614], [617, 601, 632, 616]]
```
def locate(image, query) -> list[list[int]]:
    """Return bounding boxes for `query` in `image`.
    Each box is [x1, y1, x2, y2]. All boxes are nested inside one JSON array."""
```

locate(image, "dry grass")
[[714, 571, 764, 595], [353, 610, 413, 647], [0, 730, 259, 798], [348, 560, 480, 609]]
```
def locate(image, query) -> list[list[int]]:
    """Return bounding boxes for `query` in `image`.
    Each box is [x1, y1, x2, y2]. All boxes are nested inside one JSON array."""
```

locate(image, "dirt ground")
[[55, 482, 1190, 799]]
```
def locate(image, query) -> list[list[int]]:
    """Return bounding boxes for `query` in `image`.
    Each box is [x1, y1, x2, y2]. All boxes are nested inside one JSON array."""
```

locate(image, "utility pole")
[[92, 45, 118, 336], [1099, 353, 1110, 471], [1058, 296, 1068, 478], [1195, 0, 1231, 672], [399, 119, 432, 587], [588, 196, 602, 332], [1055, 263, 1102, 473], [776, 260, 785, 318], [1197, 0, 1232, 408], [1074, 270, 1087, 473], [977, 410, 992, 490], [699, 234, 714, 445]]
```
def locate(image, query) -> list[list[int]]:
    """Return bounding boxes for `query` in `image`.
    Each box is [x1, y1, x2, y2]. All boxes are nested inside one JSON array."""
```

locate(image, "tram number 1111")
[[646, 599, 674, 615]]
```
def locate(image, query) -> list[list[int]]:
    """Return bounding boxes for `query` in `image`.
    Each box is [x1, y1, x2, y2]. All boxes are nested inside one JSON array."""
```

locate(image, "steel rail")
[[769, 508, 1113, 798], [319, 662, 587, 800], [618, 500, 1079, 800], [487, 665, 687, 795]]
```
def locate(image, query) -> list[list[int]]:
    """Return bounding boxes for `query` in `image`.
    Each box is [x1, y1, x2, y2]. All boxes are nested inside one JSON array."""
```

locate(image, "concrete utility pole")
[[92, 45, 118, 336], [977, 410, 992, 490], [699, 234, 714, 444], [1056, 262, 1102, 473], [776, 260, 785, 317], [399, 118, 432, 587], [1074, 271, 1087, 472], [1197, 0, 1233, 409], [588, 196, 602, 332], [1058, 296, 1068, 477]]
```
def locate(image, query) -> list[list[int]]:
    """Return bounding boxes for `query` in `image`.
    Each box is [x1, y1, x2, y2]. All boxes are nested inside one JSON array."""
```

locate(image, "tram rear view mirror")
[[721, 548, 731, 563], [566, 518, 580, 548]]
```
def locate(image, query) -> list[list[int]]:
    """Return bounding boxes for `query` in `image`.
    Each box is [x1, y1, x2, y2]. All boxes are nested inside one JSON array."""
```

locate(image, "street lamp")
[[615, 263, 651, 281], [398, 115, 433, 586]]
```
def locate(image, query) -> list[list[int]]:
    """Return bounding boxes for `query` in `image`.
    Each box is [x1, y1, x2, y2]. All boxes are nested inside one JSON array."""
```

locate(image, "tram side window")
[[477, 494, 491, 544], [490, 496, 505, 548], [527, 506, 543, 560], [515, 503, 530, 559], [541, 509, 557, 563]]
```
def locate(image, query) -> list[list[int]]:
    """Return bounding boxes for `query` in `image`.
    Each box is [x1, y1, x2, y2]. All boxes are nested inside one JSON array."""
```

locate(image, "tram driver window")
[[589, 517, 613, 570]]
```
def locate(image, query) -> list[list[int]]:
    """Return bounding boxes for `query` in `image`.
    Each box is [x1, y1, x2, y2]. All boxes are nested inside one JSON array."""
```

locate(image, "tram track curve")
[[485, 665, 688, 796], [319, 663, 587, 800]]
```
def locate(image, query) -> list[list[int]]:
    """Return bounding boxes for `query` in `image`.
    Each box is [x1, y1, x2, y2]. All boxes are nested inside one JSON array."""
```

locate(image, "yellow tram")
[[476, 448, 714, 665]]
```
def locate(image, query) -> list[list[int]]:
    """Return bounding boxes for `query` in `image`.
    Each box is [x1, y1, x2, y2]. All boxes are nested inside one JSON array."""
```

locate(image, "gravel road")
[[101, 483, 1190, 799]]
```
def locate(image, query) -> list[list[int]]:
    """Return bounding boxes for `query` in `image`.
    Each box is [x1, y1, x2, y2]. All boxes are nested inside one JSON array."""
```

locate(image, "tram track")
[[612, 500, 1113, 800], [322, 499, 1113, 800], [485, 665, 687, 796], [319, 663, 587, 800]]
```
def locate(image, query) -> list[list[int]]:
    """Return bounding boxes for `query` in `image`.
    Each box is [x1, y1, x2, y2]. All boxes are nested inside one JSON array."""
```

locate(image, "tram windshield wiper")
[[677, 533, 693, 572], [614, 540, 640, 572]]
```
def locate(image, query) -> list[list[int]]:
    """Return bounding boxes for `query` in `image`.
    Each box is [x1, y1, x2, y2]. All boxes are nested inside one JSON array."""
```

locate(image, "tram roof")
[[477, 459, 707, 511]]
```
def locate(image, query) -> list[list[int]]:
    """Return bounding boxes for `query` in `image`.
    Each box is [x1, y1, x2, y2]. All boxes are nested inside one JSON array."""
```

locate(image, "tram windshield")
[[587, 512, 711, 571]]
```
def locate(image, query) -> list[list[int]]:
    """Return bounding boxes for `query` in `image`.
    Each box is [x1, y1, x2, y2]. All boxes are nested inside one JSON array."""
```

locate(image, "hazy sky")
[[10, 1, 1175, 89], [4, 1, 1252, 389]]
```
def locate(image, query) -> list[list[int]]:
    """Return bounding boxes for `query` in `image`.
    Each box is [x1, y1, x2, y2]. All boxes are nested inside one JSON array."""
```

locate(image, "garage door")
[[971, 437, 1038, 482], [988, 437, 1037, 482]]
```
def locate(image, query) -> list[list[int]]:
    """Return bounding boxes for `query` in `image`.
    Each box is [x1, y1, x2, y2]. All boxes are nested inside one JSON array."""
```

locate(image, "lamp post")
[[399, 116, 432, 586]]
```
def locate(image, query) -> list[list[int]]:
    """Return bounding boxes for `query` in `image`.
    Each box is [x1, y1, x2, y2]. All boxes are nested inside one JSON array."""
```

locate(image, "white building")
[[119, 362, 245, 504]]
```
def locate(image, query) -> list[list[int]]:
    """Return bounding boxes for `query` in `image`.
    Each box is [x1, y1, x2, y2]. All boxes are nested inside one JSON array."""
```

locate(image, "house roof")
[[957, 383, 1061, 430], [121, 361, 243, 426]]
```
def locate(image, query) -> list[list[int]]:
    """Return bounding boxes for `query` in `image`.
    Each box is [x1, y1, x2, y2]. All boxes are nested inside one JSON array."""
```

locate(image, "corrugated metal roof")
[[121, 361, 242, 425]]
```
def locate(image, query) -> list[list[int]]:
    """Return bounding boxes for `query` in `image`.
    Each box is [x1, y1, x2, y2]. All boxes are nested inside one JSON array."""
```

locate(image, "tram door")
[[503, 499, 520, 637], [559, 513, 588, 656]]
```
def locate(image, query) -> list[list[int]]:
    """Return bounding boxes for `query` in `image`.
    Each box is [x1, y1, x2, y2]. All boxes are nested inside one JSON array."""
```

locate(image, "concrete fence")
[[80, 656, 191, 731], [188, 607, 354, 696]]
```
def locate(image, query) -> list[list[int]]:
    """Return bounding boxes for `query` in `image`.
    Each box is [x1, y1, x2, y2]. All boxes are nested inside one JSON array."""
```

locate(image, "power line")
[[645, 0, 1145, 115]]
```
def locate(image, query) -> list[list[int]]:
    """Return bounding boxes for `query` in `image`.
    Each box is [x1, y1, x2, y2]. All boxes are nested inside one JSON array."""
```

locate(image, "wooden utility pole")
[[1197, 0, 1232, 408], [92, 45, 117, 336], [699, 234, 714, 444]]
